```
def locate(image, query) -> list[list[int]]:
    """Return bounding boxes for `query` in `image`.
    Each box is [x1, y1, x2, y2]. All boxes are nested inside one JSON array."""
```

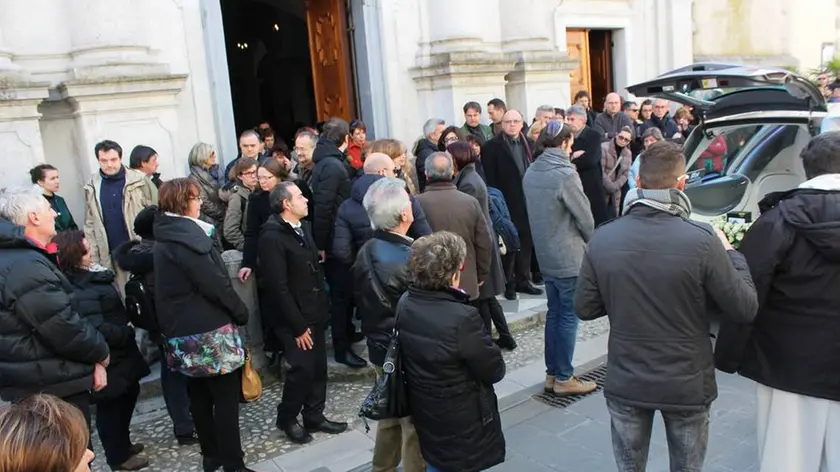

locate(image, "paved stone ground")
[[90, 317, 609, 472], [492, 372, 759, 472]]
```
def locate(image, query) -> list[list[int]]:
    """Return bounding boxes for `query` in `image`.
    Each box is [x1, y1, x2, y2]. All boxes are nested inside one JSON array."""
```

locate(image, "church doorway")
[[221, 0, 358, 145]]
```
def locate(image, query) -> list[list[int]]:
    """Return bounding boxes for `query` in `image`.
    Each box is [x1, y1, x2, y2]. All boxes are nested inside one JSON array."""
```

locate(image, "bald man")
[[481, 108, 543, 297], [638, 98, 679, 140], [362, 152, 397, 175], [332, 152, 431, 266], [593, 92, 634, 142]]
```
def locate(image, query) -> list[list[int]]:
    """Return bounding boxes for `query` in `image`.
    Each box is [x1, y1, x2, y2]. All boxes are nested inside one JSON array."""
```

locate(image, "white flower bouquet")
[[712, 218, 752, 249]]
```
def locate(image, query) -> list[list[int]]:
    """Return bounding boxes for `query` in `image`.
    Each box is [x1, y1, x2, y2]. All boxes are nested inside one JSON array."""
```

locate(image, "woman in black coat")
[[53, 230, 151, 470], [448, 141, 516, 350], [153, 179, 251, 472], [399, 232, 506, 472]]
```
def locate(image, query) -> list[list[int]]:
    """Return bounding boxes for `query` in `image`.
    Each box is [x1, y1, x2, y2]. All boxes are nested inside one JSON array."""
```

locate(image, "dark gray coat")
[[574, 206, 758, 410], [455, 164, 505, 298]]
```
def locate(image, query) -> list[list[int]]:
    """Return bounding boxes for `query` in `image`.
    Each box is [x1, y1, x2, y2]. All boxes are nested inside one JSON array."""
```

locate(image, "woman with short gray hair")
[[398, 231, 506, 472], [188, 142, 227, 229]]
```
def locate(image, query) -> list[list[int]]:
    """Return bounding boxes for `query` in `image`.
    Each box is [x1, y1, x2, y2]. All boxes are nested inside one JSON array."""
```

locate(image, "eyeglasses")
[[629, 108, 639, 113], [616, 135, 631, 143], [444, 136, 459, 143], [241, 170, 257, 177], [293, 146, 307, 153]]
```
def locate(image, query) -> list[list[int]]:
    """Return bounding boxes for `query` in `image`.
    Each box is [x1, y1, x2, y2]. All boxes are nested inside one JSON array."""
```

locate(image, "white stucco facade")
[[0, 0, 831, 223]]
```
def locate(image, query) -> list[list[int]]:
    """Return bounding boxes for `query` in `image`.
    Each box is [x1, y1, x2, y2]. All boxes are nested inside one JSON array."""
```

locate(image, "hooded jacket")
[[332, 173, 432, 265], [413, 138, 438, 192], [0, 220, 109, 401], [310, 137, 352, 253], [716, 183, 840, 401], [153, 214, 248, 339]]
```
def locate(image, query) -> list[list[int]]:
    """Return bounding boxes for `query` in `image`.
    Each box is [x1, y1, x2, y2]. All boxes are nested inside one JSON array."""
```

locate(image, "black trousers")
[[62, 390, 92, 450], [514, 230, 534, 285], [474, 297, 513, 339], [324, 259, 356, 353], [276, 323, 327, 426], [187, 370, 244, 471], [96, 382, 140, 466]]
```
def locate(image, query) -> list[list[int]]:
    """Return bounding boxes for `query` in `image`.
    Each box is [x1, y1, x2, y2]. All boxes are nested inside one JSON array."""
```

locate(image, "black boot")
[[278, 420, 313, 444], [335, 349, 367, 368], [504, 283, 517, 300], [488, 298, 516, 350], [516, 282, 543, 296]]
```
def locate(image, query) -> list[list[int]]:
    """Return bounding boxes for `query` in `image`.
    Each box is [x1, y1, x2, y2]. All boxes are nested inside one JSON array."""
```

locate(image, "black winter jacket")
[[575, 206, 758, 410], [153, 214, 248, 338], [0, 220, 109, 401], [258, 215, 329, 337], [716, 189, 840, 401], [351, 231, 412, 365], [67, 268, 150, 401], [399, 287, 506, 472], [114, 239, 159, 339], [310, 138, 352, 254], [241, 180, 313, 270], [333, 174, 432, 265], [413, 138, 438, 193], [572, 126, 610, 226]]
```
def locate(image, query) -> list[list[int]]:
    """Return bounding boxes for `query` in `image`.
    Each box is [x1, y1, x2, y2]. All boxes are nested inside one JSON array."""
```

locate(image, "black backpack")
[[124, 273, 158, 333]]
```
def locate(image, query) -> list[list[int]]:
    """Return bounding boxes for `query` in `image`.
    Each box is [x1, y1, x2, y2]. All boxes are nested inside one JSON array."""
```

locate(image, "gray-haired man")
[[414, 118, 446, 192], [352, 177, 424, 471]]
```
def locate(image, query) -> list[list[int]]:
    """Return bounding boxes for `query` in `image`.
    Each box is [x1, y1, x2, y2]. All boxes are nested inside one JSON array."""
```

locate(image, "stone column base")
[[503, 50, 579, 117]]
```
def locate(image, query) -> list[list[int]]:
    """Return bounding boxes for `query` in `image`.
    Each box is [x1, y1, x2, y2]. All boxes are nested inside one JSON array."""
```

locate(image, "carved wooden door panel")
[[566, 28, 592, 102], [305, 0, 356, 121]]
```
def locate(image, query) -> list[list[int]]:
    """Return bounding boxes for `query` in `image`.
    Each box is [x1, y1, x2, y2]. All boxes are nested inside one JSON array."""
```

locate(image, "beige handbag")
[[241, 350, 263, 402]]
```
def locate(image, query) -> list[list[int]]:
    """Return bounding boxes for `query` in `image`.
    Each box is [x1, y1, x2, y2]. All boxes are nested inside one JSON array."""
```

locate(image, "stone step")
[[136, 293, 548, 402]]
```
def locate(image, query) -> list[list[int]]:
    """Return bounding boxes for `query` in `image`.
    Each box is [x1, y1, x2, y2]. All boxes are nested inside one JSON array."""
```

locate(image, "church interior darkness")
[[221, 0, 318, 146]]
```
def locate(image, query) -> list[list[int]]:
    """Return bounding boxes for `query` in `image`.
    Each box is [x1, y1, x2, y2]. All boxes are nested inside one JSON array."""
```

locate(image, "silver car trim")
[[706, 110, 828, 124]]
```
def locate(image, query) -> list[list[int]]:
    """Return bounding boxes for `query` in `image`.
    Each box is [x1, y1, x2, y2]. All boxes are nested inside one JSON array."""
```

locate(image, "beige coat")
[[83, 168, 158, 270], [600, 140, 632, 215]]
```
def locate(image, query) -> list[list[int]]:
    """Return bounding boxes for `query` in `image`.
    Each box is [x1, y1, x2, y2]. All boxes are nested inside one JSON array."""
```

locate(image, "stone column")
[[67, 0, 168, 80], [412, 0, 510, 126], [0, 24, 15, 73], [498, 0, 577, 117]]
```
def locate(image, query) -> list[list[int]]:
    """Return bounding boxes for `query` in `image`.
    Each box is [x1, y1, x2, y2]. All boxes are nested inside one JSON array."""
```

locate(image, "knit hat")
[[133, 205, 157, 239]]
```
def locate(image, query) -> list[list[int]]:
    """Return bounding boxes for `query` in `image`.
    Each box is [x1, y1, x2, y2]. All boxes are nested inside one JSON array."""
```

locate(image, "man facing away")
[[574, 141, 758, 471], [716, 132, 840, 472], [83, 139, 158, 274], [351, 177, 425, 472], [258, 181, 347, 444], [0, 186, 110, 426]]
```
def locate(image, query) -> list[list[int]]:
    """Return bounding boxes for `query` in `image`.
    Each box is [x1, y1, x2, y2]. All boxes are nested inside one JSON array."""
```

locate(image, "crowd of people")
[[0, 83, 837, 472]]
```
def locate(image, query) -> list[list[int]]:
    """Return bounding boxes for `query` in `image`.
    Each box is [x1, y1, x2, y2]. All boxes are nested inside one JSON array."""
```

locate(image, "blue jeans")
[[159, 345, 195, 437], [426, 465, 442, 472], [607, 399, 710, 472], [543, 276, 579, 380]]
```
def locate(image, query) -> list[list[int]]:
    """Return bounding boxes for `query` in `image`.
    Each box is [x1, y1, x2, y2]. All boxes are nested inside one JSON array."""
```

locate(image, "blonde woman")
[[527, 119, 547, 142], [368, 139, 418, 195]]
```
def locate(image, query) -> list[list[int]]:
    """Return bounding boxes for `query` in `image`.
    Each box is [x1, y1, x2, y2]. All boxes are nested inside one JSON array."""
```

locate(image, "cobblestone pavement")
[[91, 318, 610, 471]]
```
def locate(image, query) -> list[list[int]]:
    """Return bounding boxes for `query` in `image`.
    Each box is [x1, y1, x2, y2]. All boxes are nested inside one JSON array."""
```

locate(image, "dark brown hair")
[[53, 229, 88, 274], [29, 164, 58, 184], [437, 126, 465, 151], [259, 158, 290, 181], [228, 157, 258, 182], [447, 141, 477, 171], [538, 121, 575, 150], [574, 90, 591, 103], [158, 178, 200, 215], [639, 141, 686, 189], [675, 107, 693, 122], [0, 394, 89, 472]]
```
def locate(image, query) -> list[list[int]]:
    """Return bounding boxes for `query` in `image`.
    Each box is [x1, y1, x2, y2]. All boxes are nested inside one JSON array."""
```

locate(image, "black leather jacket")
[[351, 230, 412, 366]]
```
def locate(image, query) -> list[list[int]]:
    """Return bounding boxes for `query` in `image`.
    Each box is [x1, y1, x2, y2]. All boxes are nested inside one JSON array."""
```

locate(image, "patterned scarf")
[[623, 187, 692, 219]]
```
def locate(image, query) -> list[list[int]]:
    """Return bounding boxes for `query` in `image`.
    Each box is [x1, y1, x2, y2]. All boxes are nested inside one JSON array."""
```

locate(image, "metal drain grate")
[[532, 363, 608, 409]]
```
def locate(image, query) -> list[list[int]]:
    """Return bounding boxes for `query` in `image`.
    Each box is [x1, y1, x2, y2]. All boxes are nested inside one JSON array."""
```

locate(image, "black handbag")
[[358, 291, 411, 431]]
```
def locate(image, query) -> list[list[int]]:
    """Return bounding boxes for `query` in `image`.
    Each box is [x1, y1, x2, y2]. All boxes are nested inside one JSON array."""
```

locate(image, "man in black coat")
[[716, 132, 840, 469], [567, 105, 610, 226], [482, 109, 543, 296], [310, 117, 366, 368], [638, 98, 679, 140], [332, 153, 432, 266], [0, 186, 110, 426], [259, 181, 348, 444]]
